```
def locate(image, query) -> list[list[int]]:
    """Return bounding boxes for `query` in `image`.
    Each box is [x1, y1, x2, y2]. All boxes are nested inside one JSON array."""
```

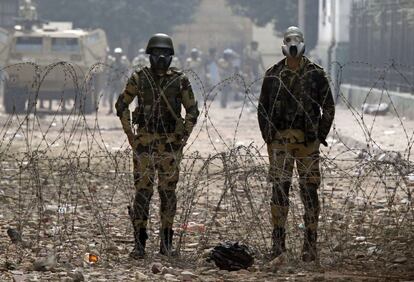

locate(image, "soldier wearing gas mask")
[[258, 26, 335, 262], [115, 33, 199, 259]]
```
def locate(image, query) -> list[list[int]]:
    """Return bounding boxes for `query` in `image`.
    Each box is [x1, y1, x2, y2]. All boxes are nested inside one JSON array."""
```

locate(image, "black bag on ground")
[[207, 241, 254, 271]]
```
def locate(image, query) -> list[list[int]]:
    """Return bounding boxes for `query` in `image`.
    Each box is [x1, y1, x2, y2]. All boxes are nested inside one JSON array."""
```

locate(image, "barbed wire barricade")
[[0, 60, 413, 280]]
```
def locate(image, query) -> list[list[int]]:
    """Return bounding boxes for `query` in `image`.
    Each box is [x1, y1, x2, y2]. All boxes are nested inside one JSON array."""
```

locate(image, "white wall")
[[312, 0, 352, 70], [318, 0, 334, 44], [335, 0, 351, 43]]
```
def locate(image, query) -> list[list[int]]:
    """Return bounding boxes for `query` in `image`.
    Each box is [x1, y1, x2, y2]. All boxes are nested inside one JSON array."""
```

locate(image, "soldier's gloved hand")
[[182, 134, 190, 144], [176, 133, 189, 144], [176, 129, 190, 144], [319, 138, 328, 147]]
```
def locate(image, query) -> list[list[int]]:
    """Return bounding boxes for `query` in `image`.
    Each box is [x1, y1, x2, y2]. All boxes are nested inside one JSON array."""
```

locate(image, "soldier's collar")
[[284, 56, 306, 71]]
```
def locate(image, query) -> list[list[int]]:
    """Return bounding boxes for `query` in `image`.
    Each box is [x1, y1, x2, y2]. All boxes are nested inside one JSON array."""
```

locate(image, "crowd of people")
[[104, 41, 266, 112]]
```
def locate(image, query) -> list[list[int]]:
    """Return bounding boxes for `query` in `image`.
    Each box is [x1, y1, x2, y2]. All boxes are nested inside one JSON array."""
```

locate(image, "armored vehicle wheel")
[[4, 87, 26, 114]]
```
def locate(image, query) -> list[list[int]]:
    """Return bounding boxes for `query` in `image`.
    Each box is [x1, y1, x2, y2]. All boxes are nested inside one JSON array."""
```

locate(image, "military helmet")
[[114, 47, 123, 54], [138, 48, 145, 55], [146, 33, 174, 55], [190, 48, 199, 59], [223, 48, 234, 60]]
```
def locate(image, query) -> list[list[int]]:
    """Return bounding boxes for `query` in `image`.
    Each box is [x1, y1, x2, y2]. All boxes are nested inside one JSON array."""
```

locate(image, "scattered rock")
[[367, 246, 379, 256], [69, 270, 84, 282], [247, 265, 258, 272], [361, 102, 389, 115], [151, 262, 163, 274], [162, 267, 181, 276], [5, 260, 18, 270], [11, 270, 26, 282], [105, 243, 118, 254], [355, 253, 365, 259], [135, 271, 149, 280], [355, 236, 366, 242], [236, 269, 250, 275], [181, 270, 197, 281], [164, 273, 179, 281], [202, 248, 213, 258], [393, 256, 407, 264], [332, 241, 343, 252], [286, 267, 295, 274], [7, 228, 22, 244], [268, 253, 286, 272], [33, 254, 57, 272], [331, 212, 344, 221], [203, 269, 218, 275], [312, 274, 325, 281]]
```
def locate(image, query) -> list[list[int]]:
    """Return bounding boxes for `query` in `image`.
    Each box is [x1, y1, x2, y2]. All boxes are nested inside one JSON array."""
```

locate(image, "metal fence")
[[346, 0, 414, 93]]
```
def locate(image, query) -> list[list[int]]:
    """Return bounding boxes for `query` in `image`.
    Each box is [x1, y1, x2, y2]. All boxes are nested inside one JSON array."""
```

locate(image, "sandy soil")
[[0, 98, 413, 281]]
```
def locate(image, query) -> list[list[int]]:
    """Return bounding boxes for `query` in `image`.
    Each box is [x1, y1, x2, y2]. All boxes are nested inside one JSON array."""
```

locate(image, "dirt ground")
[[0, 97, 413, 281]]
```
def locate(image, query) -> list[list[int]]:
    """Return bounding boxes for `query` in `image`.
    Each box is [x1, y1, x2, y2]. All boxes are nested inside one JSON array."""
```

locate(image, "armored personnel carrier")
[[0, 0, 108, 114]]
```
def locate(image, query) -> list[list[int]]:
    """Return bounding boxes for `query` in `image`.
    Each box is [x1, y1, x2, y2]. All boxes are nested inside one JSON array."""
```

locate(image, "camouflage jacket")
[[115, 66, 199, 137], [258, 57, 335, 144]]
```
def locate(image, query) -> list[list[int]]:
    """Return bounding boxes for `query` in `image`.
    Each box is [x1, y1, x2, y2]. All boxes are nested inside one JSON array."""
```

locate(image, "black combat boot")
[[301, 229, 317, 262], [159, 228, 177, 256], [130, 228, 148, 259], [270, 227, 286, 259]]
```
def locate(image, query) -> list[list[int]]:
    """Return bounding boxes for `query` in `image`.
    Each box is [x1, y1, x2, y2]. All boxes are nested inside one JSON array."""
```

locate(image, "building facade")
[[311, 0, 352, 78], [312, 0, 414, 93], [346, 0, 414, 92], [0, 0, 19, 29], [172, 0, 253, 58]]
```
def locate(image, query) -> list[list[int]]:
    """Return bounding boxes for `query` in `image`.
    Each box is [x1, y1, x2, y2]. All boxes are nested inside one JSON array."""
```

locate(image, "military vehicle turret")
[[0, 0, 108, 114]]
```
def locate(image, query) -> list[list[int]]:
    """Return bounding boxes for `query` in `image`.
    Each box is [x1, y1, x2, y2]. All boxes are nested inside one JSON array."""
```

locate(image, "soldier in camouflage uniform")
[[115, 33, 199, 259], [258, 27, 335, 262]]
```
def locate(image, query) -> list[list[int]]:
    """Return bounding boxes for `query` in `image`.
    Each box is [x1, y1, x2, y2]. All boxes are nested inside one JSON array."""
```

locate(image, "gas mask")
[[281, 26, 305, 58], [149, 48, 173, 74]]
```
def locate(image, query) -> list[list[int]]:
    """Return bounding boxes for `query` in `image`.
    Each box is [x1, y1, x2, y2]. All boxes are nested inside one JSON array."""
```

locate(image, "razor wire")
[[0, 60, 413, 278]]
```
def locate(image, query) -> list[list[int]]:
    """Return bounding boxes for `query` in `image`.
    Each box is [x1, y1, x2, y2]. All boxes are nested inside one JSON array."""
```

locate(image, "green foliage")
[[36, 0, 201, 56], [226, 0, 298, 35]]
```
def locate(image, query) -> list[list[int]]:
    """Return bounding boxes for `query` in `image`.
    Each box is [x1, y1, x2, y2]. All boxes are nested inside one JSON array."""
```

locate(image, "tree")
[[226, 0, 320, 51], [226, 0, 298, 36], [35, 0, 201, 57]]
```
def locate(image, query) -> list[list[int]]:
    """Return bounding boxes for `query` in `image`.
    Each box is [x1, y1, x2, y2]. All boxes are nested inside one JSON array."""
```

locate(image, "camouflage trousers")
[[130, 132, 183, 230], [267, 141, 321, 232]]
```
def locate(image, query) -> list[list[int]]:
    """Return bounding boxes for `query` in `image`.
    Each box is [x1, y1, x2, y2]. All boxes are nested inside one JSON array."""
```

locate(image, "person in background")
[[185, 48, 204, 101], [131, 48, 150, 69], [244, 41, 265, 82], [176, 43, 187, 69], [108, 47, 130, 114], [217, 48, 236, 108], [204, 47, 221, 94]]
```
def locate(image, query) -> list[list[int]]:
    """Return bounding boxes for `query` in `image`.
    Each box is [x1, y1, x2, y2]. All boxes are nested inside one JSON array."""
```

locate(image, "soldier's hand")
[[174, 132, 189, 145], [182, 134, 189, 144], [319, 138, 328, 147]]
